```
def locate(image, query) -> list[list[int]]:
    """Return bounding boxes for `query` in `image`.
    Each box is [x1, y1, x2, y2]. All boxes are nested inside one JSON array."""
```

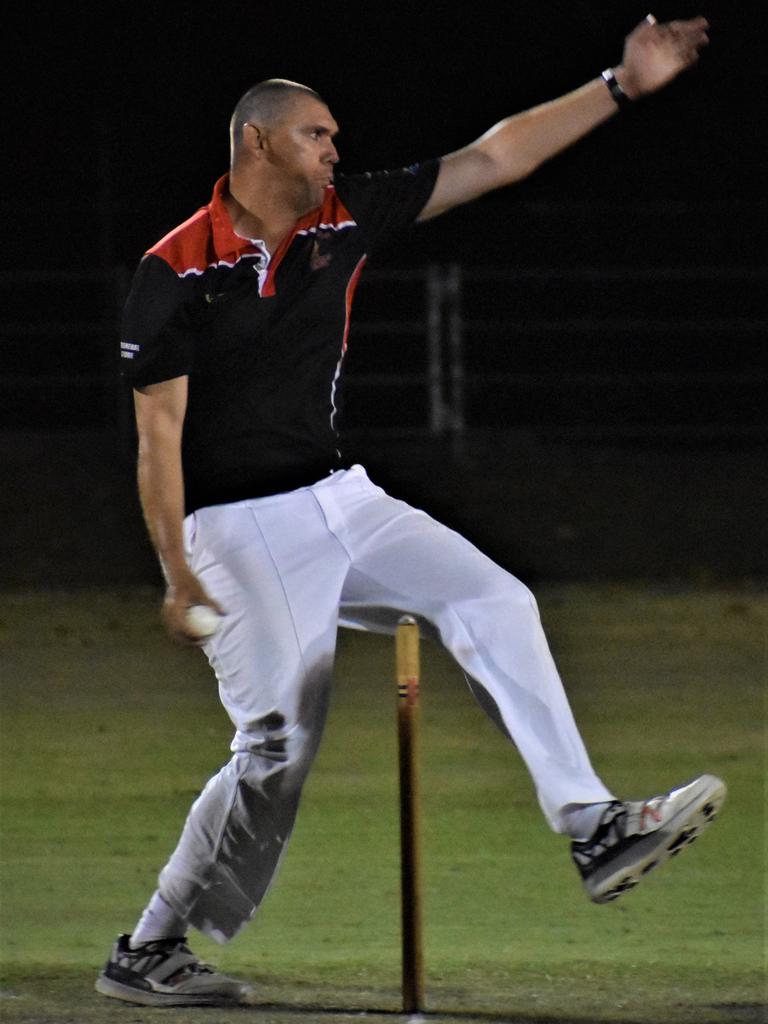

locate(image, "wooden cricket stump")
[[395, 615, 425, 1014]]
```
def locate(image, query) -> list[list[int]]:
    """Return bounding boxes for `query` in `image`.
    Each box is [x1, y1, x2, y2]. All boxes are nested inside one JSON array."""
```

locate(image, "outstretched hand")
[[616, 14, 710, 99]]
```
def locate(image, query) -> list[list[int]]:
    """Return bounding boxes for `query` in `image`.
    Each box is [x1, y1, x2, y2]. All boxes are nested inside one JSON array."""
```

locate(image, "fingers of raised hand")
[[666, 20, 709, 66], [648, 16, 710, 53], [633, 15, 709, 75]]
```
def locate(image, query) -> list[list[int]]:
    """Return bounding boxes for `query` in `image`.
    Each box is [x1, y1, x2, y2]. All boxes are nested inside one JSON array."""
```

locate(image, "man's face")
[[264, 95, 340, 209]]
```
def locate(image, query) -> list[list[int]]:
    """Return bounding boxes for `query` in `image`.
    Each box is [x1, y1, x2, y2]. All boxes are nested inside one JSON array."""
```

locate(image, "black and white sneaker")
[[571, 773, 726, 904], [95, 933, 253, 1006]]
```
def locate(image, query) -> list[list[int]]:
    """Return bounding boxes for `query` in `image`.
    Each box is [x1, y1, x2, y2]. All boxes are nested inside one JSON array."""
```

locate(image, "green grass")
[[0, 585, 765, 1024]]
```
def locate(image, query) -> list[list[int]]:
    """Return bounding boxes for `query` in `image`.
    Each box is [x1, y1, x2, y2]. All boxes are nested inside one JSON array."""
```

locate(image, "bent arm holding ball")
[[419, 14, 709, 221], [134, 376, 223, 644]]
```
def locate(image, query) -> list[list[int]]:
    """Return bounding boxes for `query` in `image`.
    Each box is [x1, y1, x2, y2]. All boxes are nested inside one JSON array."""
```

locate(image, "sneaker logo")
[[640, 802, 662, 830]]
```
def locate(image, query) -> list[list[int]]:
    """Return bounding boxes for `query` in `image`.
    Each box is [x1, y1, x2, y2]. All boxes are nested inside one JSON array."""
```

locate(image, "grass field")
[[0, 584, 765, 1024]]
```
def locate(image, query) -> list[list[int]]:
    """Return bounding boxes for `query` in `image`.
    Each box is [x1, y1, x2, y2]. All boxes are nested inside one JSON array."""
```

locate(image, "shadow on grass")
[[1, 974, 763, 1024], [244, 999, 766, 1024]]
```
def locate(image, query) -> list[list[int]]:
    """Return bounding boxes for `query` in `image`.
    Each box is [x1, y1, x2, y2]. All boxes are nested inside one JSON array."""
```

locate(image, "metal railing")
[[342, 263, 768, 443], [1, 264, 765, 442]]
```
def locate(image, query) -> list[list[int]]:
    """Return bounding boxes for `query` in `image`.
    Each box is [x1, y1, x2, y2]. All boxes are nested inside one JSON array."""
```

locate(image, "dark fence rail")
[[1, 262, 766, 443]]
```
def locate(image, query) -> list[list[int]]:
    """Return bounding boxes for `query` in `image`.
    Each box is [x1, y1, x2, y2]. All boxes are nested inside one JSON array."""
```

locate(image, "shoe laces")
[[572, 802, 626, 864], [127, 937, 216, 975]]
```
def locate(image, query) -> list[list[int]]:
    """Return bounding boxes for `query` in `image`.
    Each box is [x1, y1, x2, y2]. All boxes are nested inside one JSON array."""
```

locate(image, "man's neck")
[[225, 168, 314, 254]]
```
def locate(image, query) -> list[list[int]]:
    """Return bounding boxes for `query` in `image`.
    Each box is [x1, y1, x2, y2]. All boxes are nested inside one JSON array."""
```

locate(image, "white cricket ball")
[[185, 604, 222, 639]]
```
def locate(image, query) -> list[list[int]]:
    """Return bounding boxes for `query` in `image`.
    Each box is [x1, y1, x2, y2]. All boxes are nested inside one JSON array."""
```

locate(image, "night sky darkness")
[[11, 0, 767, 271]]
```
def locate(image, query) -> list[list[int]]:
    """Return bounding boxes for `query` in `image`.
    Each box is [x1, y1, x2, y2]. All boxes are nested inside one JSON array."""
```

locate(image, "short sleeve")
[[333, 159, 440, 253], [119, 254, 197, 387]]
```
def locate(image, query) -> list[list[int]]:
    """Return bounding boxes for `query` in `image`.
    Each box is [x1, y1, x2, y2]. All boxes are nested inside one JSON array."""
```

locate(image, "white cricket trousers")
[[158, 465, 613, 942]]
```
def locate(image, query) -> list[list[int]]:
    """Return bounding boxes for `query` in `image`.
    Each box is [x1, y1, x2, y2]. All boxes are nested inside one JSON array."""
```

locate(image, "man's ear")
[[242, 122, 266, 154]]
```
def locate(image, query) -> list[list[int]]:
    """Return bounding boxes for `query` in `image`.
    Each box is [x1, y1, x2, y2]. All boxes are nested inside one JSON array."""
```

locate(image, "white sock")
[[130, 891, 187, 948], [561, 801, 615, 841]]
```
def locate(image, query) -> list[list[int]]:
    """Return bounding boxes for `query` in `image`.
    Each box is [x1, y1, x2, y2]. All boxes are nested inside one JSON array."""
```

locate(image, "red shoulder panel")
[[147, 207, 215, 276]]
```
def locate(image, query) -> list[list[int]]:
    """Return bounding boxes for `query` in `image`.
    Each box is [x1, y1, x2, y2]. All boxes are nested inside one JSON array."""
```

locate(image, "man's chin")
[[309, 184, 329, 208], [295, 183, 328, 216]]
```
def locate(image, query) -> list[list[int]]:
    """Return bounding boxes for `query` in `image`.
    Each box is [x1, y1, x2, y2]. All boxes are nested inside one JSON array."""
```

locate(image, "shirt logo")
[[120, 341, 140, 360], [310, 235, 333, 271]]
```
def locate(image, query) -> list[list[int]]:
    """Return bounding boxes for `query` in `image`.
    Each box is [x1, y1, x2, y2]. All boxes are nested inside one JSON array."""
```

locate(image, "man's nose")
[[325, 142, 339, 164]]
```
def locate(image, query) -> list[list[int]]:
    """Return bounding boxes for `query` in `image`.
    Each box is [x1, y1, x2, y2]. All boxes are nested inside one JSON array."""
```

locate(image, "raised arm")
[[419, 14, 709, 221], [134, 375, 223, 643]]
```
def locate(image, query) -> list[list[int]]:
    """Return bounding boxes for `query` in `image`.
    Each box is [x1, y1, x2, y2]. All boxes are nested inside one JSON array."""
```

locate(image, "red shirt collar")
[[208, 173, 255, 262]]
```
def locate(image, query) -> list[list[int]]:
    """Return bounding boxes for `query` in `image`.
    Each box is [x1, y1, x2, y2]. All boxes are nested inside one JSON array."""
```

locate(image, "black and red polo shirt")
[[120, 162, 439, 515]]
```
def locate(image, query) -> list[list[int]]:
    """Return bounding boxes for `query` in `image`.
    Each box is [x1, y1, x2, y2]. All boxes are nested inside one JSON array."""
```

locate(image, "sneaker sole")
[[95, 973, 248, 1007], [585, 774, 727, 904]]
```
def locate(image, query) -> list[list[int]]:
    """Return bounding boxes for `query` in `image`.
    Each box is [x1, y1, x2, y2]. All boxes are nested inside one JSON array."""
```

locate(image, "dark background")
[[2, 1, 766, 586], [10, 0, 767, 264]]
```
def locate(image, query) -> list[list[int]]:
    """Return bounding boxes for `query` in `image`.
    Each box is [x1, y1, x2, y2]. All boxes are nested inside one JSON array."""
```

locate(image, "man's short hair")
[[230, 79, 325, 151]]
